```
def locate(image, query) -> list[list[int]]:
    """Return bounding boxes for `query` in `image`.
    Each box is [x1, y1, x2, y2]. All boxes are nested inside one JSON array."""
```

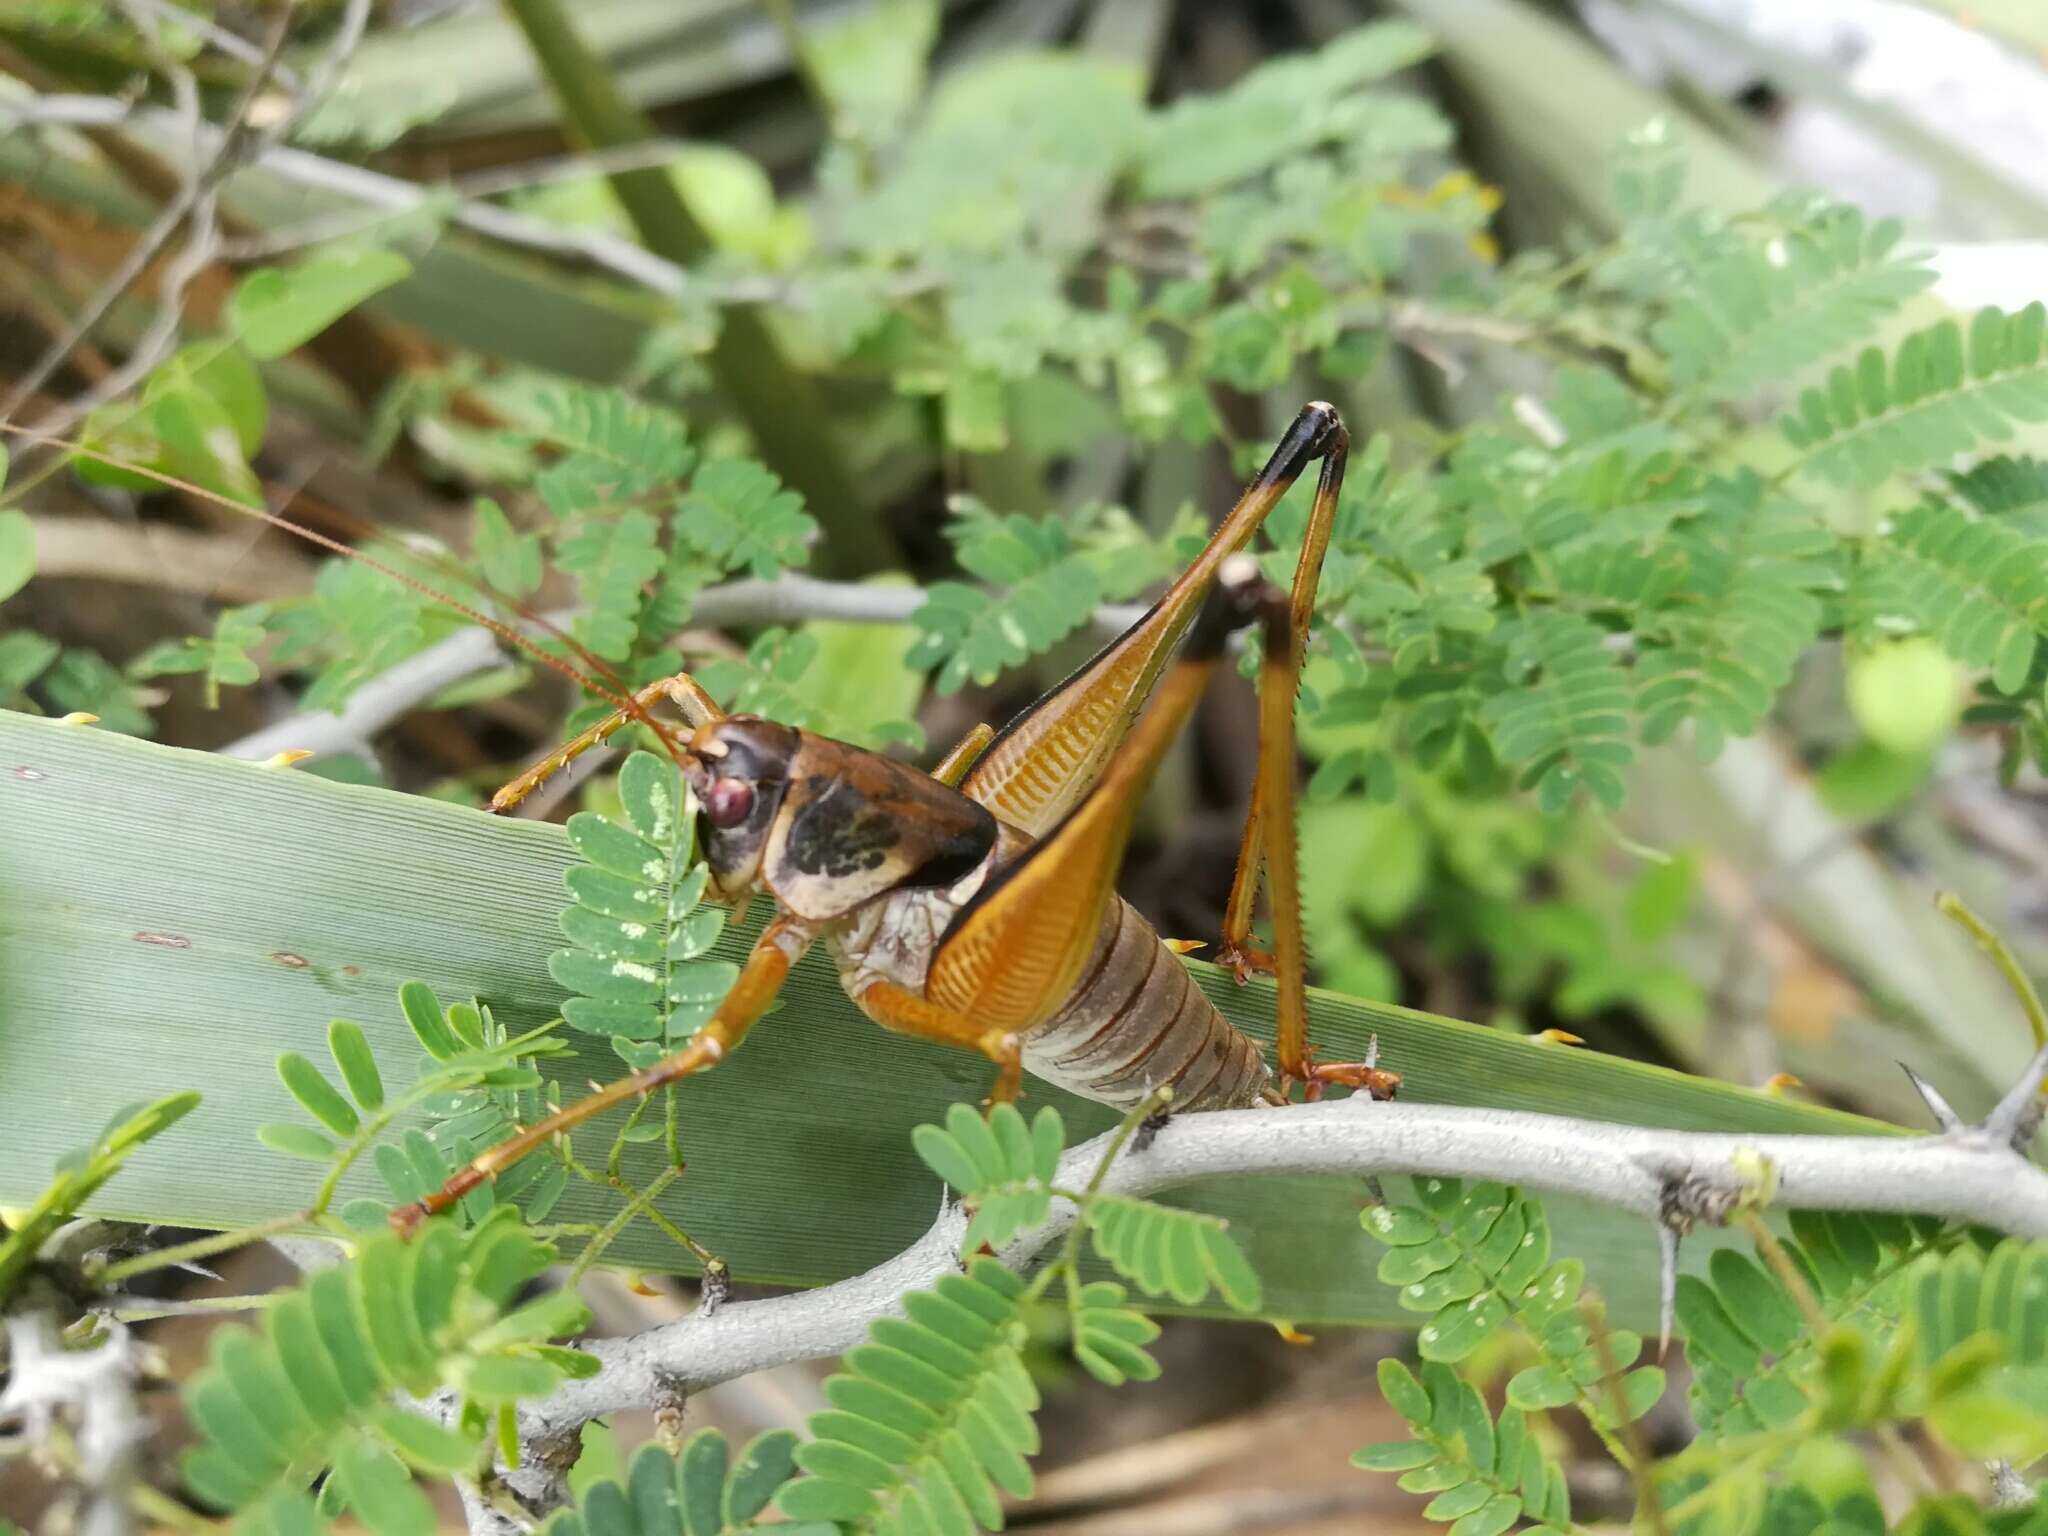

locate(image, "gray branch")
[[497, 1094, 2048, 1507], [220, 583, 1146, 762]]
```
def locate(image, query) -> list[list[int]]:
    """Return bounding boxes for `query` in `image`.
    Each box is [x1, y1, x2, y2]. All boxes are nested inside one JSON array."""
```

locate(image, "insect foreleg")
[[490, 670, 726, 813], [391, 917, 813, 1234]]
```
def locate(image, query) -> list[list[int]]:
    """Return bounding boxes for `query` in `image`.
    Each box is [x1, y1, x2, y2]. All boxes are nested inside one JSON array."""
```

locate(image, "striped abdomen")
[[1023, 897, 1275, 1110]]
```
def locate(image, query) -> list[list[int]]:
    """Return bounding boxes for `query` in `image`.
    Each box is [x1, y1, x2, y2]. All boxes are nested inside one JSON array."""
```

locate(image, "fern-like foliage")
[[908, 501, 1113, 695], [1479, 613, 1634, 813], [181, 1210, 596, 1536], [908, 499, 1200, 695], [395, 1001, 572, 1226], [260, 980, 571, 1230], [1654, 203, 1933, 407], [1675, 1208, 1949, 1437], [1362, 1178, 1663, 1429], [1783, 302, 2048, 487], [1085, 1193, 1264, 1310], [548, 751, 737, 1062], [912, 1102, 1263, 1313], [545, 1430, 828, 1536], [774, 1258, 1039, 1535], [673, 459, 816, 580], [1910, 1236, 2048, 1463], [771, 1098, 1257, 1535], [1663, 1233, 2048, 1526], [1354, 1358, 1571, 1536], [693, 628, 924, 751], [526, 384, 698, 510], [556, 509, 664, 662], [1950, 454, 2048, 535], [910, 1102, 1064, 1252], [1854, 497, 2048, 694], [1630, 474, 1838, 755]]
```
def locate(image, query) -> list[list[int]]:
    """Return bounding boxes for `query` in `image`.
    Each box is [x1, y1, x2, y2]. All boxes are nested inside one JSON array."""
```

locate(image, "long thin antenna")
[[1, 426, 690, 765]]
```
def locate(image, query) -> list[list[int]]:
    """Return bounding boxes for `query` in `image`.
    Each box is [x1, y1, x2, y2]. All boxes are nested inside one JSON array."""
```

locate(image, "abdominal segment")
[[1022, 897, 1273, 1109]]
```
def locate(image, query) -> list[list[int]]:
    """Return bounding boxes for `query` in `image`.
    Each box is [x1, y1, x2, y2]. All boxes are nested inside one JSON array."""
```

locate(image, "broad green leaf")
[[0, 716, 1892, 1323], [146, 342, 267, 456], [230, 247, 414, 360]]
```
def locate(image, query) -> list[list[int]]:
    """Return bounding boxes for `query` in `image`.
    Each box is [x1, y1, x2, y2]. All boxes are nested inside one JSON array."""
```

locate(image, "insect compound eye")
[[703, 777, 756, 829]]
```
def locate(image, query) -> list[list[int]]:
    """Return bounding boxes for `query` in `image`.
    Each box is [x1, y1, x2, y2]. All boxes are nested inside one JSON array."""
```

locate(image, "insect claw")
[[1216, 941, 1277, 984]]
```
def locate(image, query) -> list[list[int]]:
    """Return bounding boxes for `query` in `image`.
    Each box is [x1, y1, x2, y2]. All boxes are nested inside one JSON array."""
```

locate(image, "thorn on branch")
[[1901, 1062, 1965, 1132], [1656, 1224, 1680, 1361], [1982, 1041, 2048, 1153]]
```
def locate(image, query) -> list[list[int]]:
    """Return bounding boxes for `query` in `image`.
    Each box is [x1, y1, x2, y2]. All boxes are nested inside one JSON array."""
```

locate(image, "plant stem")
[[1028, 1087, 1174, 1303], [495, 0, 894, 579], [1583, 1296, 1666, 1532], [755, 0, 869, 177], [105, 1292, 281, 1321], [569, 1166, 683, 1281], [1937, 891, 2048, 1051], [1736, 1208, 1935, 1501], [605, 1170, 718, 1273], [94, 1210, 309, 1285]]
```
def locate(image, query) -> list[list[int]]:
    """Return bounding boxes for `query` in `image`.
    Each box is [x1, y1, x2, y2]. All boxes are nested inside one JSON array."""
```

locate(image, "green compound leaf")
[[1087, 1194, 1263, 1312], [778, 1258, 1037, 1533], [181, 1214, 586, 1523], [1478, 612, 1633, 814], [276, 1052, 359, 1138], [1784, 302, 2048, 488], [1677, 1209, 1951, 1437], [1656, 203, 1934, 407], [1363, 1358, 1568, 1532], [550, 753, 738, 1050], [1854, 496, 2048, 695], [1365, 1180, 1660, 1432], [675, 458, 817, 581]]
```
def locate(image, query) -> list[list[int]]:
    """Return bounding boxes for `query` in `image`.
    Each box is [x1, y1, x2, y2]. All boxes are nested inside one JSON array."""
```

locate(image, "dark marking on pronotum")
[[12, 766, 46, 782], [133, 932, 192, 949], [272, 951, 310, 968], [785, 780, 898, 879]]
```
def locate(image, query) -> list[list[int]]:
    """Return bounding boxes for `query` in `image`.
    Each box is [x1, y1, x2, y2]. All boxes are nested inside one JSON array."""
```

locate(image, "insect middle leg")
[[489, 670, 725, 813]]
